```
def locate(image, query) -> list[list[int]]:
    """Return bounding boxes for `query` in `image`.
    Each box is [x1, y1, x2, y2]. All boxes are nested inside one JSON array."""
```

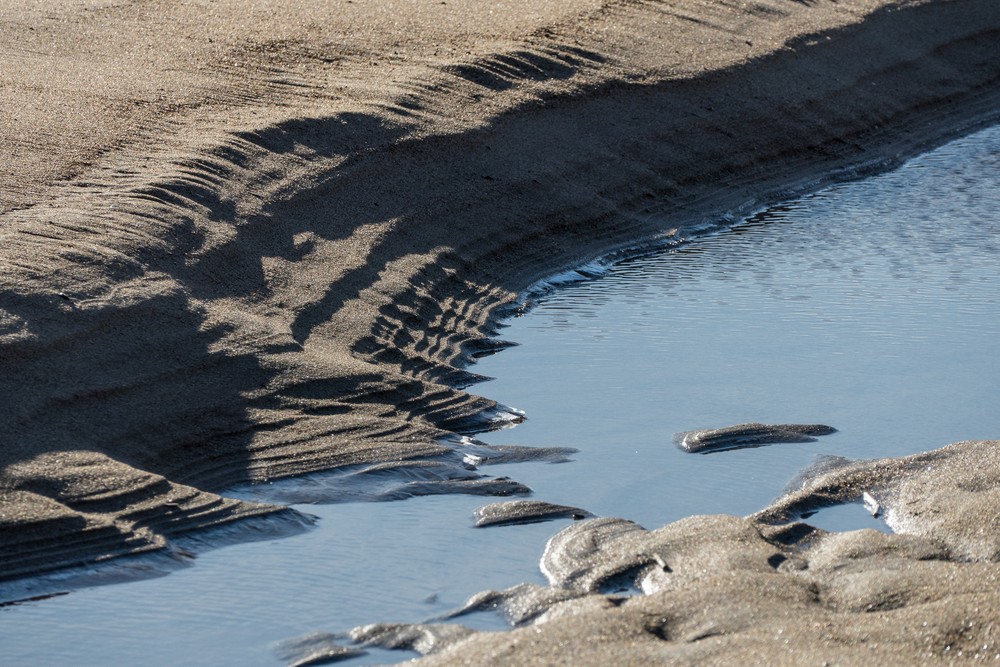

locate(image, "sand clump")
[[356, 441, 1000, 666], [3, 0, 1000, 662]]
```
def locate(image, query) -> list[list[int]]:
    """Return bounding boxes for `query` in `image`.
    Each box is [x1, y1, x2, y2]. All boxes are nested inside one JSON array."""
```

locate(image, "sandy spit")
[[1, 0, 998, 616]]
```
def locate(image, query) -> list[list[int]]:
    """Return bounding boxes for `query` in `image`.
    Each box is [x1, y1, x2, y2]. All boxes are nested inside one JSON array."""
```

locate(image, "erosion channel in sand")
[[2, 0, 1000, 664]]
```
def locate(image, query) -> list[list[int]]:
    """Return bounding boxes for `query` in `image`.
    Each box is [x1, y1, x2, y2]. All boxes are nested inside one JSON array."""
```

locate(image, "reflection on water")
[[2, 124, 999, 666]]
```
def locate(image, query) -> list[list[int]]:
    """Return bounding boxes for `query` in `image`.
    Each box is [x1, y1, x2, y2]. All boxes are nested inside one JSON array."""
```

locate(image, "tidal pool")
[[1, 123, 998, 666]]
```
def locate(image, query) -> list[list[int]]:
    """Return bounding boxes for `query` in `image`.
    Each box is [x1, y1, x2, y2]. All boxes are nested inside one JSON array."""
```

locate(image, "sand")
[[2, 0, 1000, 662], [368, 438, 1000, 666]]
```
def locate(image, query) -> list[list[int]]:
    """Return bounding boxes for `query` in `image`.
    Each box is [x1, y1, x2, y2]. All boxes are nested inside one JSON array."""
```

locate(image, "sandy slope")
[[2, 0, 1000, 657]]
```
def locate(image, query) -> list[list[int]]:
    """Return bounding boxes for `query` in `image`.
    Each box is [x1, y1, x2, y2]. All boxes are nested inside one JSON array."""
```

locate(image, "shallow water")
[[477, 123, 1000, 531], [2, 124, 999, 666]]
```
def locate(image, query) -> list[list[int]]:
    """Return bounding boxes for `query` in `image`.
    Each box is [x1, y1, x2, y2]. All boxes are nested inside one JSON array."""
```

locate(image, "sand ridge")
[[2, 2, 1000, 659]]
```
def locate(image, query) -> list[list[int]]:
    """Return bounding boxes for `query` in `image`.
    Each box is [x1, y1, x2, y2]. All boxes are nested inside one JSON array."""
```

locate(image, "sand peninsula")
[[3, 0, 1000, 662]]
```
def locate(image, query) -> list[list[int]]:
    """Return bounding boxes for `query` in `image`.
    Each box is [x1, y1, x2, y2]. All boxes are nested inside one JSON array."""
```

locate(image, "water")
[[2, 124, 999, 666], [0, 498, 554, 666], [476, 123, 1000, 531]]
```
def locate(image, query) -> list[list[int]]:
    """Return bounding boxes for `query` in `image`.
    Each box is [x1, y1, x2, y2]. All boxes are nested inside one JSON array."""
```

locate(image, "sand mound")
[[412, 440, 1000, 665]]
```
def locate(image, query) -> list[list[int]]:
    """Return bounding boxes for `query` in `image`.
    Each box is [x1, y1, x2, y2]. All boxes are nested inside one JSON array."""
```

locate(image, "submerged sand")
[[2, 0, 1000, 662]]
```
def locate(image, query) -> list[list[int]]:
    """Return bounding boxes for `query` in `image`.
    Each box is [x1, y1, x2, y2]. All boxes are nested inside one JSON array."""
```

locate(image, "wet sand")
[[402, 439, 1000, 665], [3, 0, 1000, 662]]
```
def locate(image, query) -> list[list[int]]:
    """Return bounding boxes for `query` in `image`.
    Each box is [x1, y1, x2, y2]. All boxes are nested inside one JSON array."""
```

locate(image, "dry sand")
[[2, 0, 1000, 662]]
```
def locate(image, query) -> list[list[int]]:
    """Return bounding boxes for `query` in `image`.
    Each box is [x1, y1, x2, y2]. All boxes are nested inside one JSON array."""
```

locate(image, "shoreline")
[[3, 1, 1000, 656], [514, 103, 1000, 315]]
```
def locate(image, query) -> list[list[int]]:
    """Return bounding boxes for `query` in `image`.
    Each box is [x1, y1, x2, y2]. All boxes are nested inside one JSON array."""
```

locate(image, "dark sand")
[[3, 0, 1000, 662]]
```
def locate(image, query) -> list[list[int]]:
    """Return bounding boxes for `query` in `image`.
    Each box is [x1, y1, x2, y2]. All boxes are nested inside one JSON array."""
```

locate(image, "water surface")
[[476, 123, 1000, 531]]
